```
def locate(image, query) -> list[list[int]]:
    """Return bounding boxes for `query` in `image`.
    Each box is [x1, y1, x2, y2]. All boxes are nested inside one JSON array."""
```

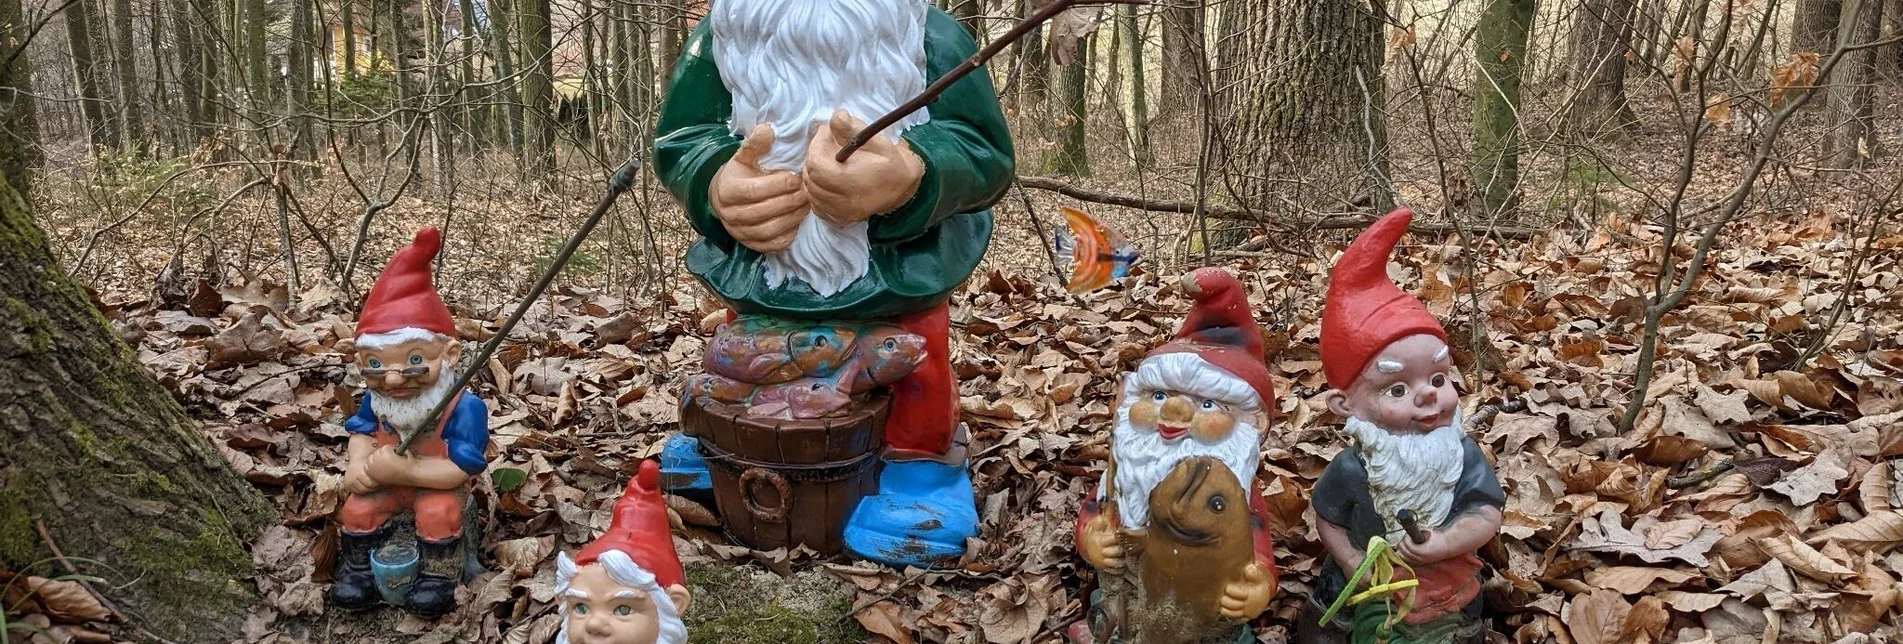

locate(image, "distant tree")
[[1121, 3, 1151, 166], [1794, 0, 1842, 54], [1472, 0, 1535, 218], [1044, 33, 1091, 177], [1825, 0, 1885, 167], [1567, 0, 1637, 133], [65, 0, 116, 149], [111, 0, 142, 149], [519, 0, 555, 177], [1, 0, 41, 191], [1157, 0, 1203, 124]]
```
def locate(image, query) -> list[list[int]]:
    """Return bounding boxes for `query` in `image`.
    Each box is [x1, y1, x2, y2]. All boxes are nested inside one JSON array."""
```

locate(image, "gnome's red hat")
[[1320, 209, 1447, 391], [575, 460, 686, 589], [1148, 268, 1276, 413], [357, 227, 455, 339]]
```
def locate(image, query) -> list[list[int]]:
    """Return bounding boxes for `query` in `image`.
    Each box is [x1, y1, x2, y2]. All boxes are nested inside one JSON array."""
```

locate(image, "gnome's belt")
[[698, 442, 881, 484]]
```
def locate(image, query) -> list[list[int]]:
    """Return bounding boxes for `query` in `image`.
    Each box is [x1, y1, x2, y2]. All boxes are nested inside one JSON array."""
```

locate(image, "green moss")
[[2, 297, 55, 356], [683, 564, 863, 644], [0, 477, 39, 566]]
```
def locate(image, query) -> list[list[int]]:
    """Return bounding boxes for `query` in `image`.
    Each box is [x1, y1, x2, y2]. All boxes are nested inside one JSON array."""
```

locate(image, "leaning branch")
[[1016, 176, 1541, 239]]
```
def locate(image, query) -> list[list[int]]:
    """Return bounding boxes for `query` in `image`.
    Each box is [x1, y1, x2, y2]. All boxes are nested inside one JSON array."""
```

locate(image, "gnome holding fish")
[[1303, 209, 1505, 644], [1072, 268, 1279, 644]]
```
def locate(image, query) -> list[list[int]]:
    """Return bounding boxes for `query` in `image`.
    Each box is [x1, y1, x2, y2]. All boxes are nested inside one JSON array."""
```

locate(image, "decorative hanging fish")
[[1053, 206, 1140, 294]]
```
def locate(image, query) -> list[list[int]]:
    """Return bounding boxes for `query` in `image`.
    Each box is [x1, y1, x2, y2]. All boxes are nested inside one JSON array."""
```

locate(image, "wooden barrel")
[[681, 395, 888, 554]]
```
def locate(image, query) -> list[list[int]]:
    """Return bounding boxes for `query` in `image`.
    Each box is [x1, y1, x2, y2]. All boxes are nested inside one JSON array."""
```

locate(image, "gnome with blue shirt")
[[328, 227, 491, 618]]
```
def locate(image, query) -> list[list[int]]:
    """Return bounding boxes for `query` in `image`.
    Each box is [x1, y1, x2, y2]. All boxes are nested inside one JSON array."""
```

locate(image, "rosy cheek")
[[1189, 411, 1237, 441], [1128, 401, 1159, 429]]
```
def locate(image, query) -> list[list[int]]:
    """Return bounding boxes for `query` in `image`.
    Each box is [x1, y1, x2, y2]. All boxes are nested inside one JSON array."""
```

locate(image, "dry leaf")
[[1564, 589, 1631, 644], [853, 600, 916, 644], [1644, 518, 1709, 551], [1765, 448, 1850, 505], [1703, 93, 1733, 128], [1570, 510, 1723, 565], [494, 535, 556, 576], [1656, 590, 1728, 612], [1619, 595, 1670, 641], [1757, 534, 1855, 581], [19, 576, 112, 623], [1770, 52, 1821, 108], [1585, 566, 1697, 594], [1807, 511, 1903, 551]]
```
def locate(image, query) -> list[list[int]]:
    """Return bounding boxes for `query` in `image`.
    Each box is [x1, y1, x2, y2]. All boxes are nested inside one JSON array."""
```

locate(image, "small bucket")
[[370, 541, 420, 605]]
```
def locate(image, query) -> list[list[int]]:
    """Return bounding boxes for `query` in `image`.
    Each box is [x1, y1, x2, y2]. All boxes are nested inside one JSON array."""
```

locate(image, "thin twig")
[[32, 519, 125, 623], [1013, 179, 1068, 286]]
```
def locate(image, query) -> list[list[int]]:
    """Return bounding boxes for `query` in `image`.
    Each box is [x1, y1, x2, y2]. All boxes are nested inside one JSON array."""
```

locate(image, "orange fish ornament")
[[1054, 207, 1139, 294]]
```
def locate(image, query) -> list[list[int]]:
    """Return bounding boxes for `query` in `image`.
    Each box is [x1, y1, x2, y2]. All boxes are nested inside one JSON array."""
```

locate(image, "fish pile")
[[685, 315, 928, 420]]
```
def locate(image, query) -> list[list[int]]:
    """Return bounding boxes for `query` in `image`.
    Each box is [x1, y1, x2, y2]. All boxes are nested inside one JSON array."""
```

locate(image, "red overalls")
[[339, 413, 467, 541]]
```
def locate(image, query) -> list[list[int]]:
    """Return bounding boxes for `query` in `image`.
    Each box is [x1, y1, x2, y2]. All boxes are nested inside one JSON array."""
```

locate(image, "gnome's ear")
[[666, 584, 692, 615], [1325, 390, 1353, 419]]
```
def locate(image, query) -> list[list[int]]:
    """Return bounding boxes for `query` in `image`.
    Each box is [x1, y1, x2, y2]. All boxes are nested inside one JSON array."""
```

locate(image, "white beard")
[[1341, 410, 1467, 541], [366, 360, 461, 438], [710, 0, 931, 297], [1106, 417, 1261, 531]]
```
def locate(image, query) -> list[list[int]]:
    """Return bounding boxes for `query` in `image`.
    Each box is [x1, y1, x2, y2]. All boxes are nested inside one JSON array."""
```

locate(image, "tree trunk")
[[489, 0, 523, 160], [1825, 0, 1884, 167], [174, 0, 213, 150], [1043, 34, 1090, 177], [1794, 0, 1843, 54], [659, 0, 683, 95], [459, 0, 483, 152], [1566, 0, 1637, 134], [1878, 0, 1902, 79], [1157, 0, 1203, 123], [583, 0, 604, 160], [520, 0, 556, 177], [1674, 0, 1710, 90], [1224, 0, 1390, 215], [1, 0, 41, 193], [289, 0, 315, 161], [246, 0, 269, 119], [1123, 3, 1152, 167], [427, 0, 454, 196], [111, 0, 142, 151], [65, 0, 116, 149], [344, 0, 359, 78], [0, 160, 275, 643], [1472, 0, 1535, 219]]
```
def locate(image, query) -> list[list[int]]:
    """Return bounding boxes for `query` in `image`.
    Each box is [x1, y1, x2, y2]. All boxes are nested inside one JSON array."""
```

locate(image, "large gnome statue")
[[653, 0, 1013, 567], [330, 227, 492, 617], [1072, 268, 1279, 644], [554, 461, 692, 644], [1306, 210, 1505, 644]]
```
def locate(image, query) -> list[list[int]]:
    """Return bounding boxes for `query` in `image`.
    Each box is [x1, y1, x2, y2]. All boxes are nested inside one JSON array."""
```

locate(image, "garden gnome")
[[1306, 209, 1505, 644], [330, 227, 491, 618], [1072, 268, 1279, 643], [653, 0, 1014, 566], [554, 461, 691, 644]]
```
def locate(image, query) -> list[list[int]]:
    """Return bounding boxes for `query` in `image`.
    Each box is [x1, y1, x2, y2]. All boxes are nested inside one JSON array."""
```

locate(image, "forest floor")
[[11, 84, 1903, 644]]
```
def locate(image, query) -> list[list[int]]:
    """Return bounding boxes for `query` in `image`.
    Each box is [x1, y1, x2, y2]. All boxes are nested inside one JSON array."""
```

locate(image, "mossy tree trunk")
[[520, 0, 557, 178], [1043, 33, 1091, 177], [1471, 0, 1534, 219], [1122, 3, 1152, 167], [1, 0, 40, 193], [0, 164, 274, 640]]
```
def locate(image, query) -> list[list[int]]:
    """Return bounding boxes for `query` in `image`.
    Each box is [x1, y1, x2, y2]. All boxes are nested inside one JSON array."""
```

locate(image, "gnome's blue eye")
[[614, 605, 634, 616], [572, 603, 589, 615], [409, 354, 424, 365], [367, 358, 383, 369], [1151, 391, 1167, 402], [1200, 399, 1217, 411]]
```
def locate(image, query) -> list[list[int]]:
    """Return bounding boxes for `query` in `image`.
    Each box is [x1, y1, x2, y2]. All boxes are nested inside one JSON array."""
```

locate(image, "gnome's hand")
[[342, 458, 380, 495], [1080, 513, 1125, 573], [1219, 563, 1275, 620], [713, 124, 809, 253], [803, 110, 924, 225]]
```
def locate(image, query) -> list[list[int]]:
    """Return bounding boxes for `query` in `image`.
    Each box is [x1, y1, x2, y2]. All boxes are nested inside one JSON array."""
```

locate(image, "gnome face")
[[1326, 333, 1457, 435], [1125, 375, 1246, 444], [559, 559, 690, 644], [356, 335, 461, 401]]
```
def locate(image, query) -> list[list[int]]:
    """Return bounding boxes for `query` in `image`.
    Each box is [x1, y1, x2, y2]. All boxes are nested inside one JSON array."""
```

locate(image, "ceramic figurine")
[[1303, 209, 1506, 644], [554, 461, 692, 644], [1071, 268, 1280, 644], [653, 0, 1014, 567], [328, 227, 491, 617]]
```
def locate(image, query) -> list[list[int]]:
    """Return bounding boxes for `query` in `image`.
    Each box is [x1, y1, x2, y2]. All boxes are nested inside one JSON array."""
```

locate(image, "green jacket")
[[653, 8, 1015, 321]]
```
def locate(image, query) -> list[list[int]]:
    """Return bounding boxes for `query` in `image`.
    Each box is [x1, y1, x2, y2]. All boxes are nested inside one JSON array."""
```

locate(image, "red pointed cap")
[[1320, 209, 1446, 391], [575, 460, 685, 589], [1148, 268, 1275, 413], [357, 227, 455, 338]]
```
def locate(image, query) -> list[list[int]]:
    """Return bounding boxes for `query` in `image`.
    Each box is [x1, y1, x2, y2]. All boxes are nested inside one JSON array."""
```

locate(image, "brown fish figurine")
[[1125, 456, 1255, 644], [787, 326, 859, 378], [834, 327, 928, 395], [704, 318, 802, 385], [684, 373, 755, 405], [744, 378, 853, 420]]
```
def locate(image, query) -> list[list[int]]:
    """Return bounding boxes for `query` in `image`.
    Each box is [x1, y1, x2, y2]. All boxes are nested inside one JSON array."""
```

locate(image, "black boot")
[[328, 525, 389, 610], [403, 536, 462, 618]]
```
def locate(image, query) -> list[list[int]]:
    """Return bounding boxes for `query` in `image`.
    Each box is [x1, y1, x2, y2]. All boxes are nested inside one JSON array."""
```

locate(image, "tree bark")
[[488, 0, 523, 159], [65, 0, 116, 149], [1472, 0, 1535, 219], [0, 157, 274, 643], [1, 0, 40, 193], [1157, 0, 1203, 124], [246, 0, 269, 118], [519, 0, 556, 177], [344, 0, 359, 78], [1825, 0, 1884, 167], [289, 0, 315, 160], [1123, 3, 1151, 167], [1044, 33, 1090, 177], [110, 0, 142, 150], [1222, 0, 1390, 215], [1794, 0, 1843, 54], [1566, 0, 1638, 134]]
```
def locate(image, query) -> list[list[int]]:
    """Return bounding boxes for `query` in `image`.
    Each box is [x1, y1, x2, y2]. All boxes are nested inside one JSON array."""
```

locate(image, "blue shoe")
[[659, 434, 713, 496], [843, 460, 979, 568]]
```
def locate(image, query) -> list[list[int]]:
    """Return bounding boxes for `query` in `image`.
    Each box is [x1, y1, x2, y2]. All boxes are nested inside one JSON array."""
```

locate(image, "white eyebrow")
[[1375, 360, 1404, 373], [563, 589, 590, 599], [1434, 347, 1450, 363], [612, 590, 642, 599]]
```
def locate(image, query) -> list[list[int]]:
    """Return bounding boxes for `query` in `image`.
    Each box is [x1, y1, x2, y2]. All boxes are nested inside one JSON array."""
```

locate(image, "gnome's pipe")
[[835, 0, 1148, 162], [1396, 509, 1429, 545]]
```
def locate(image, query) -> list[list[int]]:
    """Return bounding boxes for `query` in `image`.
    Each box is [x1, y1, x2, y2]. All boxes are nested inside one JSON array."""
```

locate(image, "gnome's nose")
[[1159, 395, 1195, 423], [585, 613, 615, 637]]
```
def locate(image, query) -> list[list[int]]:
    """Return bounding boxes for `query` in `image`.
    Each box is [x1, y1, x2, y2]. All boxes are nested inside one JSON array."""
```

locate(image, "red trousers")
[[339, 422, 467, 541]]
